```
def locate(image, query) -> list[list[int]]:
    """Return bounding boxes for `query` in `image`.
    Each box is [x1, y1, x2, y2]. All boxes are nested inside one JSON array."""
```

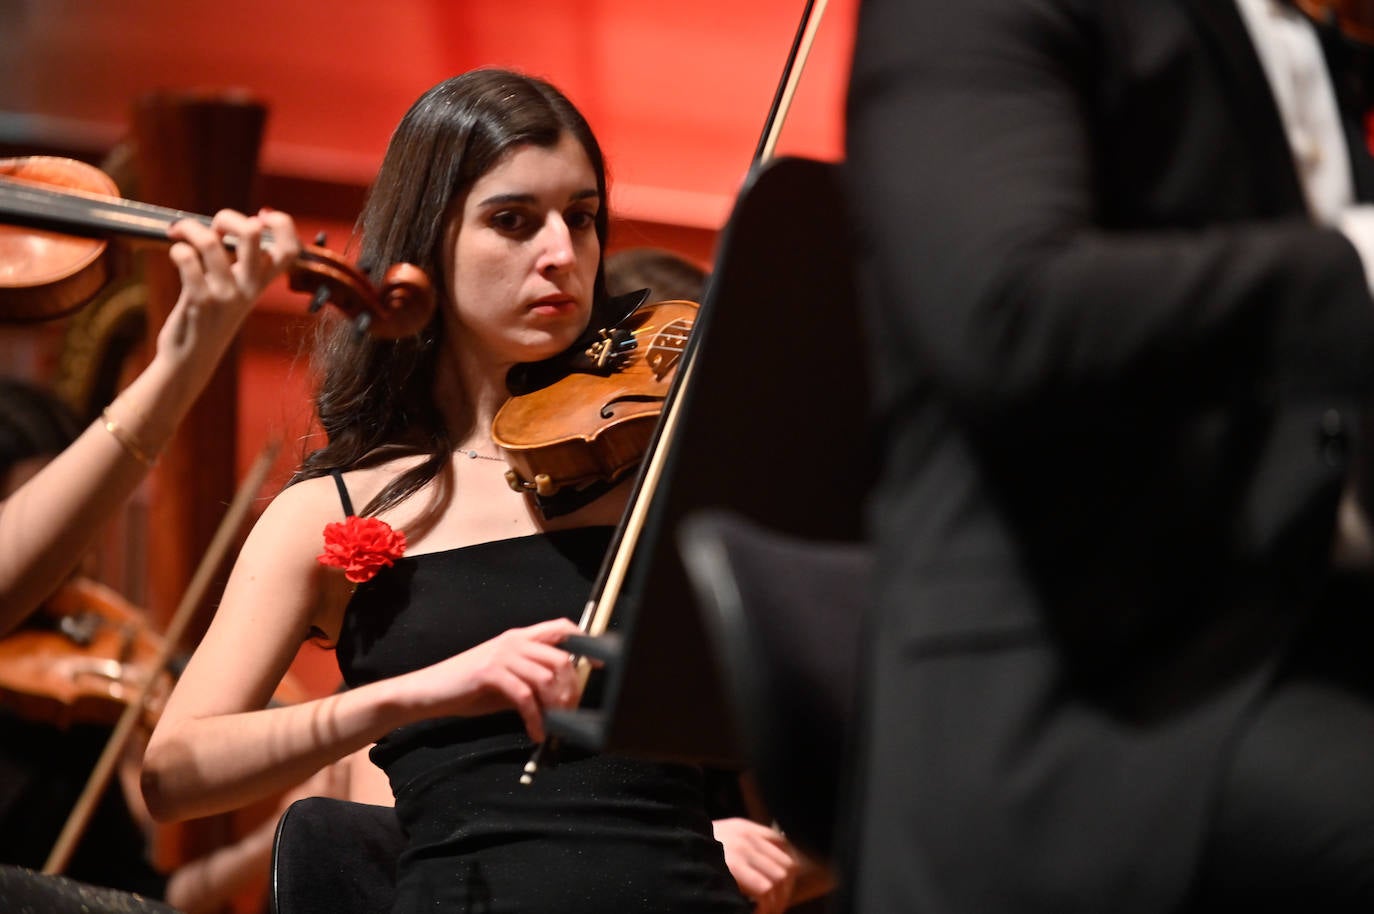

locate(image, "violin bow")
[[574, 0, 833, 683], [521, 0, 831, 785], [43, 437, 281, 875], [754, 0, 830, 165]]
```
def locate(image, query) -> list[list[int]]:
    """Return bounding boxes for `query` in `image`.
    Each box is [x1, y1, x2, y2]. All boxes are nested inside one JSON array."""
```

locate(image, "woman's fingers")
[[168, 217, 239, 300], [213, 207, 300, 293], [167, 240, 206, 298], [506, 650, 578, 708], [509, 619, 583, 707], [714, 817, 799, 913], [255, 207, 301, 271], [452, 622, 583, 741], [166, 208, 301, 306], [523, 617, 582, 643], [505, 645, 579, 741], [493, 668, 546, 742]]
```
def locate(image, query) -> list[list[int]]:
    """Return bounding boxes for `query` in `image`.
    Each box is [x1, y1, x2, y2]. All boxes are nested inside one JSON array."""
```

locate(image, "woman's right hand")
[[159, 208, 300, 373], [425, 618, 583, 741]]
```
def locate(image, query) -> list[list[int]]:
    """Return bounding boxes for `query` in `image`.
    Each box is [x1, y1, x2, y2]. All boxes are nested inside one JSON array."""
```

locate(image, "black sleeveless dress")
[[335, 526, 749, 914]]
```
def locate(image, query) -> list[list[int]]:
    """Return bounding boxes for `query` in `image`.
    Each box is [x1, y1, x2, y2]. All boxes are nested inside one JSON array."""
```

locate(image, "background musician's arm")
[[0, 210, 299, 631], [712, 773, 834, 912], [160, 745, 390, 914]]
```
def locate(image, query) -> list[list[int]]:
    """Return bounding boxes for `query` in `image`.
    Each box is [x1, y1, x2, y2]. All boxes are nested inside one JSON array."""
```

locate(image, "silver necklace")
[[458, 447, 503, 462]]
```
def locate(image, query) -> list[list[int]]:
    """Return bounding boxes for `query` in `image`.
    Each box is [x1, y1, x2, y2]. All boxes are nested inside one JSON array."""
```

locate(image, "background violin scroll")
[[286, 248, 434, 339], [0, 155, 437, 337]]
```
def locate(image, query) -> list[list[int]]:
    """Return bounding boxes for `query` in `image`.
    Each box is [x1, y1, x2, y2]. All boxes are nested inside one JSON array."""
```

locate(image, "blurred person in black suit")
[[844, 1, 1374, 911]]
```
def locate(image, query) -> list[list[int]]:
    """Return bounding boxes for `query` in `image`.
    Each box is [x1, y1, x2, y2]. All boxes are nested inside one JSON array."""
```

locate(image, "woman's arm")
[[161, 745, 389, 914], [0, 211, 300, 631], [141, 475, 582, 822]]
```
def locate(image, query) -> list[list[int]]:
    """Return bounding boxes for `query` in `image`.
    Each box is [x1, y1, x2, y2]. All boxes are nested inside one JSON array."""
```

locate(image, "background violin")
[[0, 575, 313, 733], [0, 577, 171, 731], [0, 155, 436, 337]]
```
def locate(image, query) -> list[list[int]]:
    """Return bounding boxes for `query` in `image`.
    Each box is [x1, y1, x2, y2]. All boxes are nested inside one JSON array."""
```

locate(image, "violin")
[[1294, 0, 1374, 47], [492, 0, 826, 503], [0, 577, 172, 730], [0, 155, 436, 337], [510, 0, 831, 785], [494, 298, 697, 498]]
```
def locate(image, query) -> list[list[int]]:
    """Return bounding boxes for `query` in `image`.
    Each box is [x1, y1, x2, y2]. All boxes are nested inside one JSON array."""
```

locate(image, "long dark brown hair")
[[292, 69, 611, 516], [0, 380, 80, 478]]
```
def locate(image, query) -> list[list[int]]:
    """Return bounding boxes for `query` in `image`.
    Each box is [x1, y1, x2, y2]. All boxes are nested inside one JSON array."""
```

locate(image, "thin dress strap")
[[328, 468, 356, 518]]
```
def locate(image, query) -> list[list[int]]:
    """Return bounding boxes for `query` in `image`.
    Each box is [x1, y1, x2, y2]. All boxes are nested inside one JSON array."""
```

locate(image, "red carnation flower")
[[317, 515, 407, 584]]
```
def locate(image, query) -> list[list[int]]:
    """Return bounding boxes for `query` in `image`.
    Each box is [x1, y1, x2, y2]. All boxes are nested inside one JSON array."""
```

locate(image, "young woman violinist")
[[141, 68, 800, 913]]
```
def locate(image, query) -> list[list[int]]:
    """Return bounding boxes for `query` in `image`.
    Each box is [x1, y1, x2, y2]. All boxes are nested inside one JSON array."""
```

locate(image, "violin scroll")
[[287, 249, 434, 339]]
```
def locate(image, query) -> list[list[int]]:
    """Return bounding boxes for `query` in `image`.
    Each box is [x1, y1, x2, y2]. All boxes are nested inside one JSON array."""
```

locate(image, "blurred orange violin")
[[0, 576, 312, 732], [0, 577, 172, 730]]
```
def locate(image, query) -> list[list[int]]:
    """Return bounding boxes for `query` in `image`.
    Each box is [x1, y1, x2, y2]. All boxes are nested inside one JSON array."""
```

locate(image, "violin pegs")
[[352, 310, 373, 338], [308, 286, 330, 313], [314, 231, 327, 246]]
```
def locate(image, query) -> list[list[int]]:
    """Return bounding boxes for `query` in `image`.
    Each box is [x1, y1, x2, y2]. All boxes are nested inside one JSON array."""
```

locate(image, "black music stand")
[[544, 156, 872, 767]]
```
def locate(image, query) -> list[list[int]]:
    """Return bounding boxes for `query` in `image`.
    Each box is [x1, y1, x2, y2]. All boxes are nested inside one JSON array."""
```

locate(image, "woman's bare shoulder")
[[263, 472, 352, 523], [332, 454, 431, 511], [266, 457, 422, 520], [227, 475, 352, 575]]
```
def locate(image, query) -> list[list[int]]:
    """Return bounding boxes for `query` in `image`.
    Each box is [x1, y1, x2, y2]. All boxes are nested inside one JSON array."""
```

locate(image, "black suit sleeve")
[[846, 0, 1374, 424]]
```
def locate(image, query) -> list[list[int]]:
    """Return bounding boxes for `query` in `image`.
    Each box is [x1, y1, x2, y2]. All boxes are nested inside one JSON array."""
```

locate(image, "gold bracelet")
[[100, 409, 158, 468]]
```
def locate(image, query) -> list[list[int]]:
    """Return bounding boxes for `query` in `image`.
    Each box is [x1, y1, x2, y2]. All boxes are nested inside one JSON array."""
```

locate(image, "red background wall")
[[1, 1, 855, 227]]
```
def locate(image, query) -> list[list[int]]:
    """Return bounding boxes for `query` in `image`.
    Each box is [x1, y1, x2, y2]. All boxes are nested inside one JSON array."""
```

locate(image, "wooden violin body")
[[494, 299, 697, 497], [0, 155, 436, 337], [0, 157, 115, 322]]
